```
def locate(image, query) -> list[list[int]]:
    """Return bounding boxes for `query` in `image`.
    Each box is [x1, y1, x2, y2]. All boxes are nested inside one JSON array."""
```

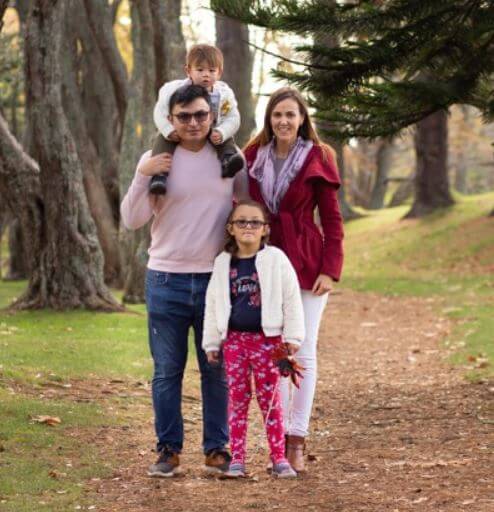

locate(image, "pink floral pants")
[[222, 330, 288, 465]]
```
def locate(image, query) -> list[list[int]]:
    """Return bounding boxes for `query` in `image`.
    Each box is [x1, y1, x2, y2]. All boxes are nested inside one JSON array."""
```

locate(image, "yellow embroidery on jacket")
[[221, 100, 231, 116]]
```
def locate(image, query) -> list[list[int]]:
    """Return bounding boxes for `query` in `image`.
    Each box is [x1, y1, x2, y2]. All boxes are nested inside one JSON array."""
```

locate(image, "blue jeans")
[[145, 269, 229, 454]]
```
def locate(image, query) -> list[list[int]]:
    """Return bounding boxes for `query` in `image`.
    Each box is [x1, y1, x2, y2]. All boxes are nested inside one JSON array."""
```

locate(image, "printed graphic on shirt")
[[230, 267, 261, 307], [229, 257, 262, 332]]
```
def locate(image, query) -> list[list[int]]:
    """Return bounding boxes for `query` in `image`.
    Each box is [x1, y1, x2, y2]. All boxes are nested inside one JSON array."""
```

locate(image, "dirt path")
[[87, 289, 493, 511]]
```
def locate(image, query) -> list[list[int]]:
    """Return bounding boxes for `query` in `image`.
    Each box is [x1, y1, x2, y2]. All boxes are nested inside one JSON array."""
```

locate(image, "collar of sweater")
[[216, 244, 271, 266]]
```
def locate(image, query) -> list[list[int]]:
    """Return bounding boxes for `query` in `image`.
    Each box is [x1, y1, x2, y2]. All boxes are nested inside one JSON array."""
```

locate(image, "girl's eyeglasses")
[[230, 220, 267, 229], [172, 110, 210, 124]]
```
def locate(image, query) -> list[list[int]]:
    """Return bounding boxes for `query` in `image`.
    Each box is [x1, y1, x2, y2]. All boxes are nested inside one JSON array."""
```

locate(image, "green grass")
[[343, 191, 494, 378], [0, 281, 153, 511], [0, 389, 111, 512], [0, 282, 152, 383]]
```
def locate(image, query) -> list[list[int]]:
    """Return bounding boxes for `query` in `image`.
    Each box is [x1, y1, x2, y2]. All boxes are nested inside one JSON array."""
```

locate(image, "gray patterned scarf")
[[249, 137, 313, 213]]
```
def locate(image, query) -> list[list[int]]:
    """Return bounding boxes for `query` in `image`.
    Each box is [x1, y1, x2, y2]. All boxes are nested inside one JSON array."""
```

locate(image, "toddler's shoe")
[[147, 447, 180, 477], [272, 461, 297, 478], [149, 173, 168, 195], [221, 153, 244, 178], [224, 462, 246, 478]]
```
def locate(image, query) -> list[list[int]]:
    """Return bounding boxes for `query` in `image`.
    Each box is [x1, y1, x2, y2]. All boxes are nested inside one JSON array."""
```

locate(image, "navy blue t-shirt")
[[228, 256, 262, 332]]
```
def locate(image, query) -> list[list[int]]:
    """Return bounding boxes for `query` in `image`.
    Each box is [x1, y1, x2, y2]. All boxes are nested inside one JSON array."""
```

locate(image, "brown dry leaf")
[[31, 415, 62, 426], [48, 470, 67, 479]]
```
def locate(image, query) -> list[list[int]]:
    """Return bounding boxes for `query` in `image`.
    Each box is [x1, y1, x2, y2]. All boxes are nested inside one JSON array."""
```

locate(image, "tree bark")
[[0, 204, 9, 279], [216, 16, 256, 146], [150, 0, 186, 88], [388, 173, 415, 207], [369, 137, 395, 210], [5, 218, 28, 280], [23, 0, 120, 310], [80, 0, 128, 224], [333, 139, 362, 220], [405, 110, 454, 218], [0, 112, 44, 303], [120, 0, 157, 303], [62, 2, 123, 287]]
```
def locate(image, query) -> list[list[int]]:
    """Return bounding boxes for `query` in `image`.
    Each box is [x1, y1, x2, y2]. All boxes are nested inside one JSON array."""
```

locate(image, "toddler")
[[150, 44, 244, 194]]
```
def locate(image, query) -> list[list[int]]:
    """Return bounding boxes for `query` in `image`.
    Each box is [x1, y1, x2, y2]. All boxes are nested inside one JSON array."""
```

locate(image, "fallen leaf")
[[48, 470, 67, 479], [31, 415, 62, 426]]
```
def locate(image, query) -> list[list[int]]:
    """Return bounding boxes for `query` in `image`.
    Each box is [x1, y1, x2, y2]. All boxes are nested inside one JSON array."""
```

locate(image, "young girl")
[[202, 200, 305, 478]]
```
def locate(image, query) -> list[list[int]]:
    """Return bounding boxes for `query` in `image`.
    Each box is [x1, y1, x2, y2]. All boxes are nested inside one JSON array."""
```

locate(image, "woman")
[[243, 87, 344, 472]]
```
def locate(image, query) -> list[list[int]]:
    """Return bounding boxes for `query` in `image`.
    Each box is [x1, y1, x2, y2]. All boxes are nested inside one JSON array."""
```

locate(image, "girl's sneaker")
[[224, 462, 246, 478], [272, 461, 297, 478]]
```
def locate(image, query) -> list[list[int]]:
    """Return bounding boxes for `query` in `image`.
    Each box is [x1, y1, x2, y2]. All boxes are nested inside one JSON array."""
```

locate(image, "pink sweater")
[[120, 144, 248, 273]]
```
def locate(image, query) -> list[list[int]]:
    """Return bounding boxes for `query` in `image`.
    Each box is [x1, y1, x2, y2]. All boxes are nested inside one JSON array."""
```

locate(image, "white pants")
[[281, 290, 328, 437]]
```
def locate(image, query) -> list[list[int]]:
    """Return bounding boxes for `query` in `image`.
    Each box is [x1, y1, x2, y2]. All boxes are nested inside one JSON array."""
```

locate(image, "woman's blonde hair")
[[245, 86, 335, 161], [224, 200, 270, 255]]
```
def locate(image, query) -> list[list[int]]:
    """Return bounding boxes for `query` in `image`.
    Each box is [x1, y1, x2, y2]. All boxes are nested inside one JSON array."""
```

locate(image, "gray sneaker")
[[224, 462, 246, 478], [272, 461, 297, 478], [147, 447, 180, 477]]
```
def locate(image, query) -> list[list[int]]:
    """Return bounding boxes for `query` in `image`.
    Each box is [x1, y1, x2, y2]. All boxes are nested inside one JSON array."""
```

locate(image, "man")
[[121, 85, 247, 477]]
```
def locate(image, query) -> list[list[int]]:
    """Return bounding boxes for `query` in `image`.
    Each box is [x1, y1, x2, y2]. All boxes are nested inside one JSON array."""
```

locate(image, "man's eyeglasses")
[[230, 219, 267, 229], [171, 110, 210, 124]]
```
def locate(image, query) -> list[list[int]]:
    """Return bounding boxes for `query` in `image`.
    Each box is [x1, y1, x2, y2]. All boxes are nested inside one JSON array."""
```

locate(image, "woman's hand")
[[138, 153, 172, 177], [311, 273, 333, 296], [207, 350, 220, 365], [285, 343, 299, 355]]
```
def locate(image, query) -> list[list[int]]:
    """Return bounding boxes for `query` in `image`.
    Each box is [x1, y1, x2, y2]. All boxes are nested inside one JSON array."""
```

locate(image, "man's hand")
[[210, 129, 223, 145], [167, 131, 180, 142], [311, 273, 333, 296], [138, 153, 172, 177], [207, 350, 220, 365]]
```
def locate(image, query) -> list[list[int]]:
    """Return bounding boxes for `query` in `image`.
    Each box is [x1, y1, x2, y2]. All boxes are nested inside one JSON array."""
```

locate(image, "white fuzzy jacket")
[[153, 78, 241, 141], [202, 246, 305, 353]]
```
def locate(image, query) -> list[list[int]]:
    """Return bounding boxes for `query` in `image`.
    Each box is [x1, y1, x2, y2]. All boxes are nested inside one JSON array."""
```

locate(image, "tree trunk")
[[369, 137, 395, 210], [406, 110, 454, 218], [216, 16, 256, 146], [23, 0, 120, 310], [61, 1, 123, 287], [388, 174, 415, 207], [333, 139, 361, 220], [150, 0, 186, 87], [120, 0, 157, 304], [0, 112, 44, 304], [0, 205, 8, 279], [5, 218, 28, 280], [81, 0, 129, 221]]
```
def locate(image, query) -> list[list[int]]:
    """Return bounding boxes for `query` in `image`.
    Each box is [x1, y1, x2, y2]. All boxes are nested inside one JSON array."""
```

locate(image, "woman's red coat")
[[245, 144, 344, 290]]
